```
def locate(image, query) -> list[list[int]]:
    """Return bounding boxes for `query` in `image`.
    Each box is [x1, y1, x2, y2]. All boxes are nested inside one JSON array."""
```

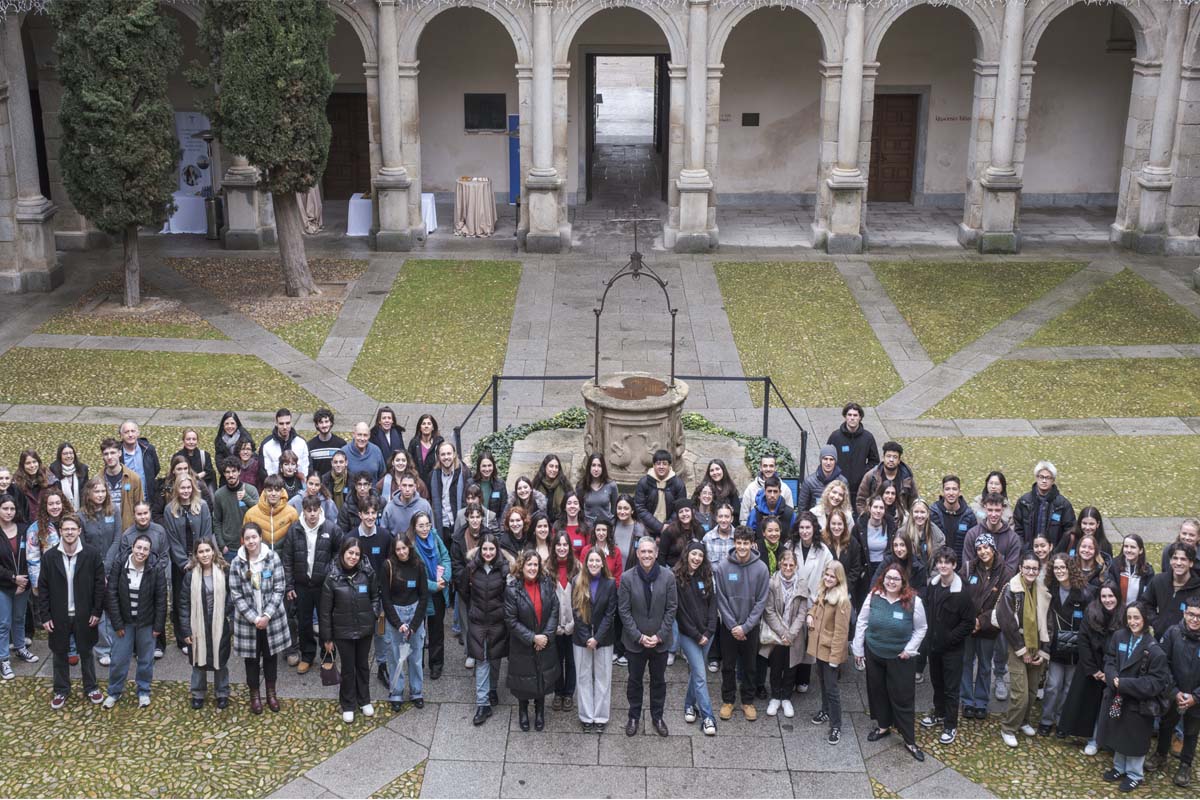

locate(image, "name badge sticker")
[[105, 515, 115, 525], [573, 538, 582, 547], [491, 491, 500, 499], [1073, 609, 1084, 619], [372, 547, 381, 555], [407, 580, 417, 588], [958, 523, 968, 531], [840, 445, 850, 453], [1118, 642, 1129, 653], [124, 483, 131, 492], [1051, 513, 1062, 522], [969, 575, 978, 585], [697, 581, 704, 590], [728, 572, 739, 583], [357, 584, 367, 593], [262, 569, 272, 579], [892, 610, 905, 620], [1183, 602, 1189, 613]]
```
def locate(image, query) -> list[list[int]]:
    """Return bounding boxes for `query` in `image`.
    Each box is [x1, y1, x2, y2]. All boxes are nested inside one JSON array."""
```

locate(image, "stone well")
[[580, 372, 689, 485]]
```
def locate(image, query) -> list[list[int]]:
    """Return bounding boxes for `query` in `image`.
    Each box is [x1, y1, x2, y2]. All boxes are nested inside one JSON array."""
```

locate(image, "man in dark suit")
[[618, 536, 678, 737], [37, 513, 106, 710]]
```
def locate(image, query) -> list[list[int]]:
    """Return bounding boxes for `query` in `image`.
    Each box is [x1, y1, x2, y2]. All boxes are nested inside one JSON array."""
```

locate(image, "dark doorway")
[[323, 93, 371, 201], [868, 94, 919, 203], [585, 54, 669, 204]]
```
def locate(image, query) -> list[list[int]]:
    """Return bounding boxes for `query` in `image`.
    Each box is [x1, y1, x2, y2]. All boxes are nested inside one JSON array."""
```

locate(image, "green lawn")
[[349, 260, 521, 403], [714, 262, 902, 407], [0, 678, 389, 797], [927, 358, 1200, 419], [1025, 269, 1200, 348], [0, 349, 320, 412], [37, 273, 225, 340], [872, 261, 1084, 363], [904, 435, 1200, 517], [272, 312, 338, 360]]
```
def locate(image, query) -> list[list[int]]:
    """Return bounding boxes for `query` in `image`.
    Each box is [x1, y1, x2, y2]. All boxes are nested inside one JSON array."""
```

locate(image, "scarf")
[[1021, 578, 1040, 654], [639, 562, 660, 609], [779, 572, 798, 609], [190, 566, 225, 668], [524, 578, 543, 624], [414, 533, 439, 586], [557, 561, 570, 589], [653, 474, 669, 523], [221, 431, 241, 454], [763, 539, 780, 573], [331, 472, 347, 508]]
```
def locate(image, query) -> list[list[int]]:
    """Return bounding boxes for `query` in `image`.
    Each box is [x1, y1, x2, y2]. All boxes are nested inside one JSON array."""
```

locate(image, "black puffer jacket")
[[504, 576, 559, 700], [466, 552, 514, 661], [280, 518, 341, 592], [572, 575, 617, 648], [1161, 621, 1200, 719], [105, 553, 168, 633], [1013, 484, 1076, 549], [319, 561, 381, 642], [1048, 585, 1092, 665], [633, 471, 688, 536], [922, 573, 975, 653]]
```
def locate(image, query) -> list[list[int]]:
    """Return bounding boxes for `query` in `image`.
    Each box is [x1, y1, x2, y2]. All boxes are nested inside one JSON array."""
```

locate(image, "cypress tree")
[[197, 0, 335, 297], [52, 0, 180, 307]]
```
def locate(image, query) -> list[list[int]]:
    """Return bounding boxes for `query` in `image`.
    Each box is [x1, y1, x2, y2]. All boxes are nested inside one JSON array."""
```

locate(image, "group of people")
[[2, 402, 1198, 791]]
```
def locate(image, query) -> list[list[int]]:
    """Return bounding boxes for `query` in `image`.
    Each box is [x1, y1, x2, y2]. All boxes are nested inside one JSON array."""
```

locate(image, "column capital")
[[819, 60, 842, 79], [973, 59, 999, 78], [397, 61, 420, 78], [552, 64, 571, 80], [1137, 167, 1173, 192], [862, 61, 880, 79], [707, 63, 724, 80], [376, 0, 398, 7], [688, 0, 711, 7], [1131, 58, 1162, 78], [532, 0, 553, 7], [516, 63, 533, 79], [668, 63, 686, 80], [363, 61, 379, 79]]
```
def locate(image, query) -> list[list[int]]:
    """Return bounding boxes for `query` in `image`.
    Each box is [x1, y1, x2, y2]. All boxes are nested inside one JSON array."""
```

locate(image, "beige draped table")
[[454, 176, 496, 237]]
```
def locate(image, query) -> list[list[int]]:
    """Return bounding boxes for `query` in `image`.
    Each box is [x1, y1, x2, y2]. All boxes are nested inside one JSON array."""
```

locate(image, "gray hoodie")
[[381, 492, 433, 537], [714, 548, 770, 631]]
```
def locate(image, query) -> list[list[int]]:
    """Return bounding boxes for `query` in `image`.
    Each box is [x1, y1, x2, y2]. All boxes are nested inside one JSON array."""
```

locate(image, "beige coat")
[[761, 571, 811, 667], [807, 592, 852, 666]]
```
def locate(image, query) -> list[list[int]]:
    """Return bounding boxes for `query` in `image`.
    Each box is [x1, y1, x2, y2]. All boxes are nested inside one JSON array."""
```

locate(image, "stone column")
[[825, 1, 867, 254], [525, 0, 565, 253], [704, 63, 722, 234], [672, 0, 714, 253], [396, 61, 423, 241], [664, 63, 686, 240], [1, 16, 59, 292], [812, 60, 841, 245], [975, 0, 1025, 253], [551, 63, 572, 238], [1111, 59, 1160, 246], [371, 0, 412, 251], [1130, 2, 1188, 254], [1172, 65, 1200, 263], [220, 155, 271, 249]]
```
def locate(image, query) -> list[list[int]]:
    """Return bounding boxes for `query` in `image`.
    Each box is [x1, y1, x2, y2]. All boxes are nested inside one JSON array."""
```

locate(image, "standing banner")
[[174, 111, 211, 194]]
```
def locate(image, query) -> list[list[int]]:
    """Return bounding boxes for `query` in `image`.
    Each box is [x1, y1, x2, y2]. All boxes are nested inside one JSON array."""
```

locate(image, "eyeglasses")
[[1184, 611, 1200, 620], [1021, 565, 1040, 573], [1036, 474, 1054, 481], [883, 575, 902, 582]]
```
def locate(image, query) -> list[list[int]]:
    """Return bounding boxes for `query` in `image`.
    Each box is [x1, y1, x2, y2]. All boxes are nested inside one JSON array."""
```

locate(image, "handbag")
[[1108, 692, 1123, 719], [320, 648, 341, 687], [759, 624, 781, 647]]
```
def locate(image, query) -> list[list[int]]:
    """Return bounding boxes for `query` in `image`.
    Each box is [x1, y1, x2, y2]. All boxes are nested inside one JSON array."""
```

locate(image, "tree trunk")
[[273, 190, 320, 297], [123, 223, 141, 308]]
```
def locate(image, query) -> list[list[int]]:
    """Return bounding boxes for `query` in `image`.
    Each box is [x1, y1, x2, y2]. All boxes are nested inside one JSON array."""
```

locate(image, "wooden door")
[[656, 53, 669, 202], [868, 94, 918, 203], [323, 93, 371, 201], [585, 54, 597, 202]]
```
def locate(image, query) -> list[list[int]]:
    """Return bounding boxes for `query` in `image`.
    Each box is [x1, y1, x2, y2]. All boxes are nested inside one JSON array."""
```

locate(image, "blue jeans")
[[94, 613, 113, 660], [992, 631, 1007, 677], [190, 666, 230, 700], [1114, 752, 1144, 782], [107, 625, 156, 699], [386, 614, 426, 702], [475, 642, 500, 707], [678, 633, 714, 723], [961, 635, 996, 711], [0, 589, 29, 661]]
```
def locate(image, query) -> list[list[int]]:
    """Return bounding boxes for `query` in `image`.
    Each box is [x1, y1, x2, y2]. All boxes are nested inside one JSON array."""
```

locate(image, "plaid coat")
[[229, 547, 292, 658]]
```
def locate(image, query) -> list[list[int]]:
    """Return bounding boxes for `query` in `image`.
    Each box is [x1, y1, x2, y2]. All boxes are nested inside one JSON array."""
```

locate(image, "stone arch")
[[865, 0, 1000, 64], [330, 0, 377, 64], [553, 0, 685, 64], [1024, 0, 1160, 62], [709, 0, 840, 64], [164, 0, 203, 28], [399, 0, 531, 64]]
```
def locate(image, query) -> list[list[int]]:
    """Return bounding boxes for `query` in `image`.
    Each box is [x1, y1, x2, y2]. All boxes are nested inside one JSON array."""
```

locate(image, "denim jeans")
[[960, 635, 996, 711], [678, 634, 714, 723], [1113, 752, 1145, 782], [1039, 661, 1074, 725], [817, 659, 842, 728], [992, 631, 1007, 677], [386, 614, 426, 702], [94, 613, 113, 660], [190, 666, 230, 700], [474, 642, 500, 707], [0, 588, 29, 661], [107, 624, 156, 699]]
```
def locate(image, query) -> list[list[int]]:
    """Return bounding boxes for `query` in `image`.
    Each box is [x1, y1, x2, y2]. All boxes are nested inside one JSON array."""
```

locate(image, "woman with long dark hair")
[[1059, 582, 1124, 754], [852, 565, 928, 761], [406, 414, 442, 486], [472, 451, 507, 518], [1057, 506, 1113, 558], [465, 533, 513, 726], [229, 522, 291, 714], [549, 531, 578, 710], [178, 538, 233, 709], [675, 541, 717, 735], [214, 411, 254, 466], [1038, 553, 1091, 736], [370, 406, 406, 464], [533, 455, 572, 525], [971, 471, 1010, 524], [411, 510, 451, 681], [0, 494, 35, 676], [703, 459, 741, 524], [49, 442, 88, 511], [577, 453, 617, 527], [13, 450, 55, 520], [382, 533, 429, 710], [1107, 534, 1154, 606], [320, 536, 381, 723]]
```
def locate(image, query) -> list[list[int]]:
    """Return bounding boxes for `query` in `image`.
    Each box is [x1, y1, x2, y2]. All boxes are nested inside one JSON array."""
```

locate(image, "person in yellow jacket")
[[242, 475, 299, 550]]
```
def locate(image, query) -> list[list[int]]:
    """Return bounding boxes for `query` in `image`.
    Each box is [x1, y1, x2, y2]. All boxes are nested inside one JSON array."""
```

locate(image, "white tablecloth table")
[[421, 192, 438, 234], [346, 193, 372, 237], [160, 192, 207, 234]]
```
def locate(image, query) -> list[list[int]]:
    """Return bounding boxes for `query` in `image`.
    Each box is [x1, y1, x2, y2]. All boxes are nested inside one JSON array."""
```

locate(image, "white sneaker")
[[781, 699, 794, 718], [666, 653, 675, 666], [465, 657, 476, 669], [1001, 731, 1018, 748], [683, 705, 697, 723], [361, 703, 375, 718], [915, 671, 924, 684], [1084, 742, 1099, 756], [0, 661, 12, 681], [342, 711, 354, 724], [1020, 724, 1036, 737], [153, 648, 164, 660], [98, 655, 111, 666], [708, 661, 719, 673], [615, 656, 628, 667], [138, 695, 151, 708], [994, 674, 1009, 701], [102, 695, 118, 709], [767, 698, 781, 716]]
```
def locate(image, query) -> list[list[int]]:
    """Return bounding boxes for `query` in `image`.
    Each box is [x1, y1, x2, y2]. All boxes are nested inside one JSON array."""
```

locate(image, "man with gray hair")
[[1012, 461, 1075, 550], [618, 536, 678, 737]]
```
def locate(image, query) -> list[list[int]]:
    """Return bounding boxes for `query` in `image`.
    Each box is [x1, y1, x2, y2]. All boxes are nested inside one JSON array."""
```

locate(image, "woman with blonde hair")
[[807, 560, 852, 744], [163, 475, 213, 655], [813, 481, 854, 534], [178, 537, 233, 709], [572, 548, 616, 731], [902, 499, 945, 566]]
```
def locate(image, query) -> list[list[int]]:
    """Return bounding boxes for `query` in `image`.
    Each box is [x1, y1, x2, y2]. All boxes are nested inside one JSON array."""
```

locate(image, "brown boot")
[[265, 681, 280, 713], [249, 688, 263, 715]]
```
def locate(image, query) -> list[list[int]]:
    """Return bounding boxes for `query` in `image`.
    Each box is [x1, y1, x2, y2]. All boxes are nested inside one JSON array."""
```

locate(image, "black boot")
[[534, 698, 545, 731], [519, 700, 530, 732]]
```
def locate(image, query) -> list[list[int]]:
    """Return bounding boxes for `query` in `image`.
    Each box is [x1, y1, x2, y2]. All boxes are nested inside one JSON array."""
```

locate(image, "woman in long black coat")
[[178, 538, 234, 709], [1096, 601, 1172, 792], [465, 533, 514, 726], [505, 550, 559, 733], [1059, 582, 1123, 750]]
